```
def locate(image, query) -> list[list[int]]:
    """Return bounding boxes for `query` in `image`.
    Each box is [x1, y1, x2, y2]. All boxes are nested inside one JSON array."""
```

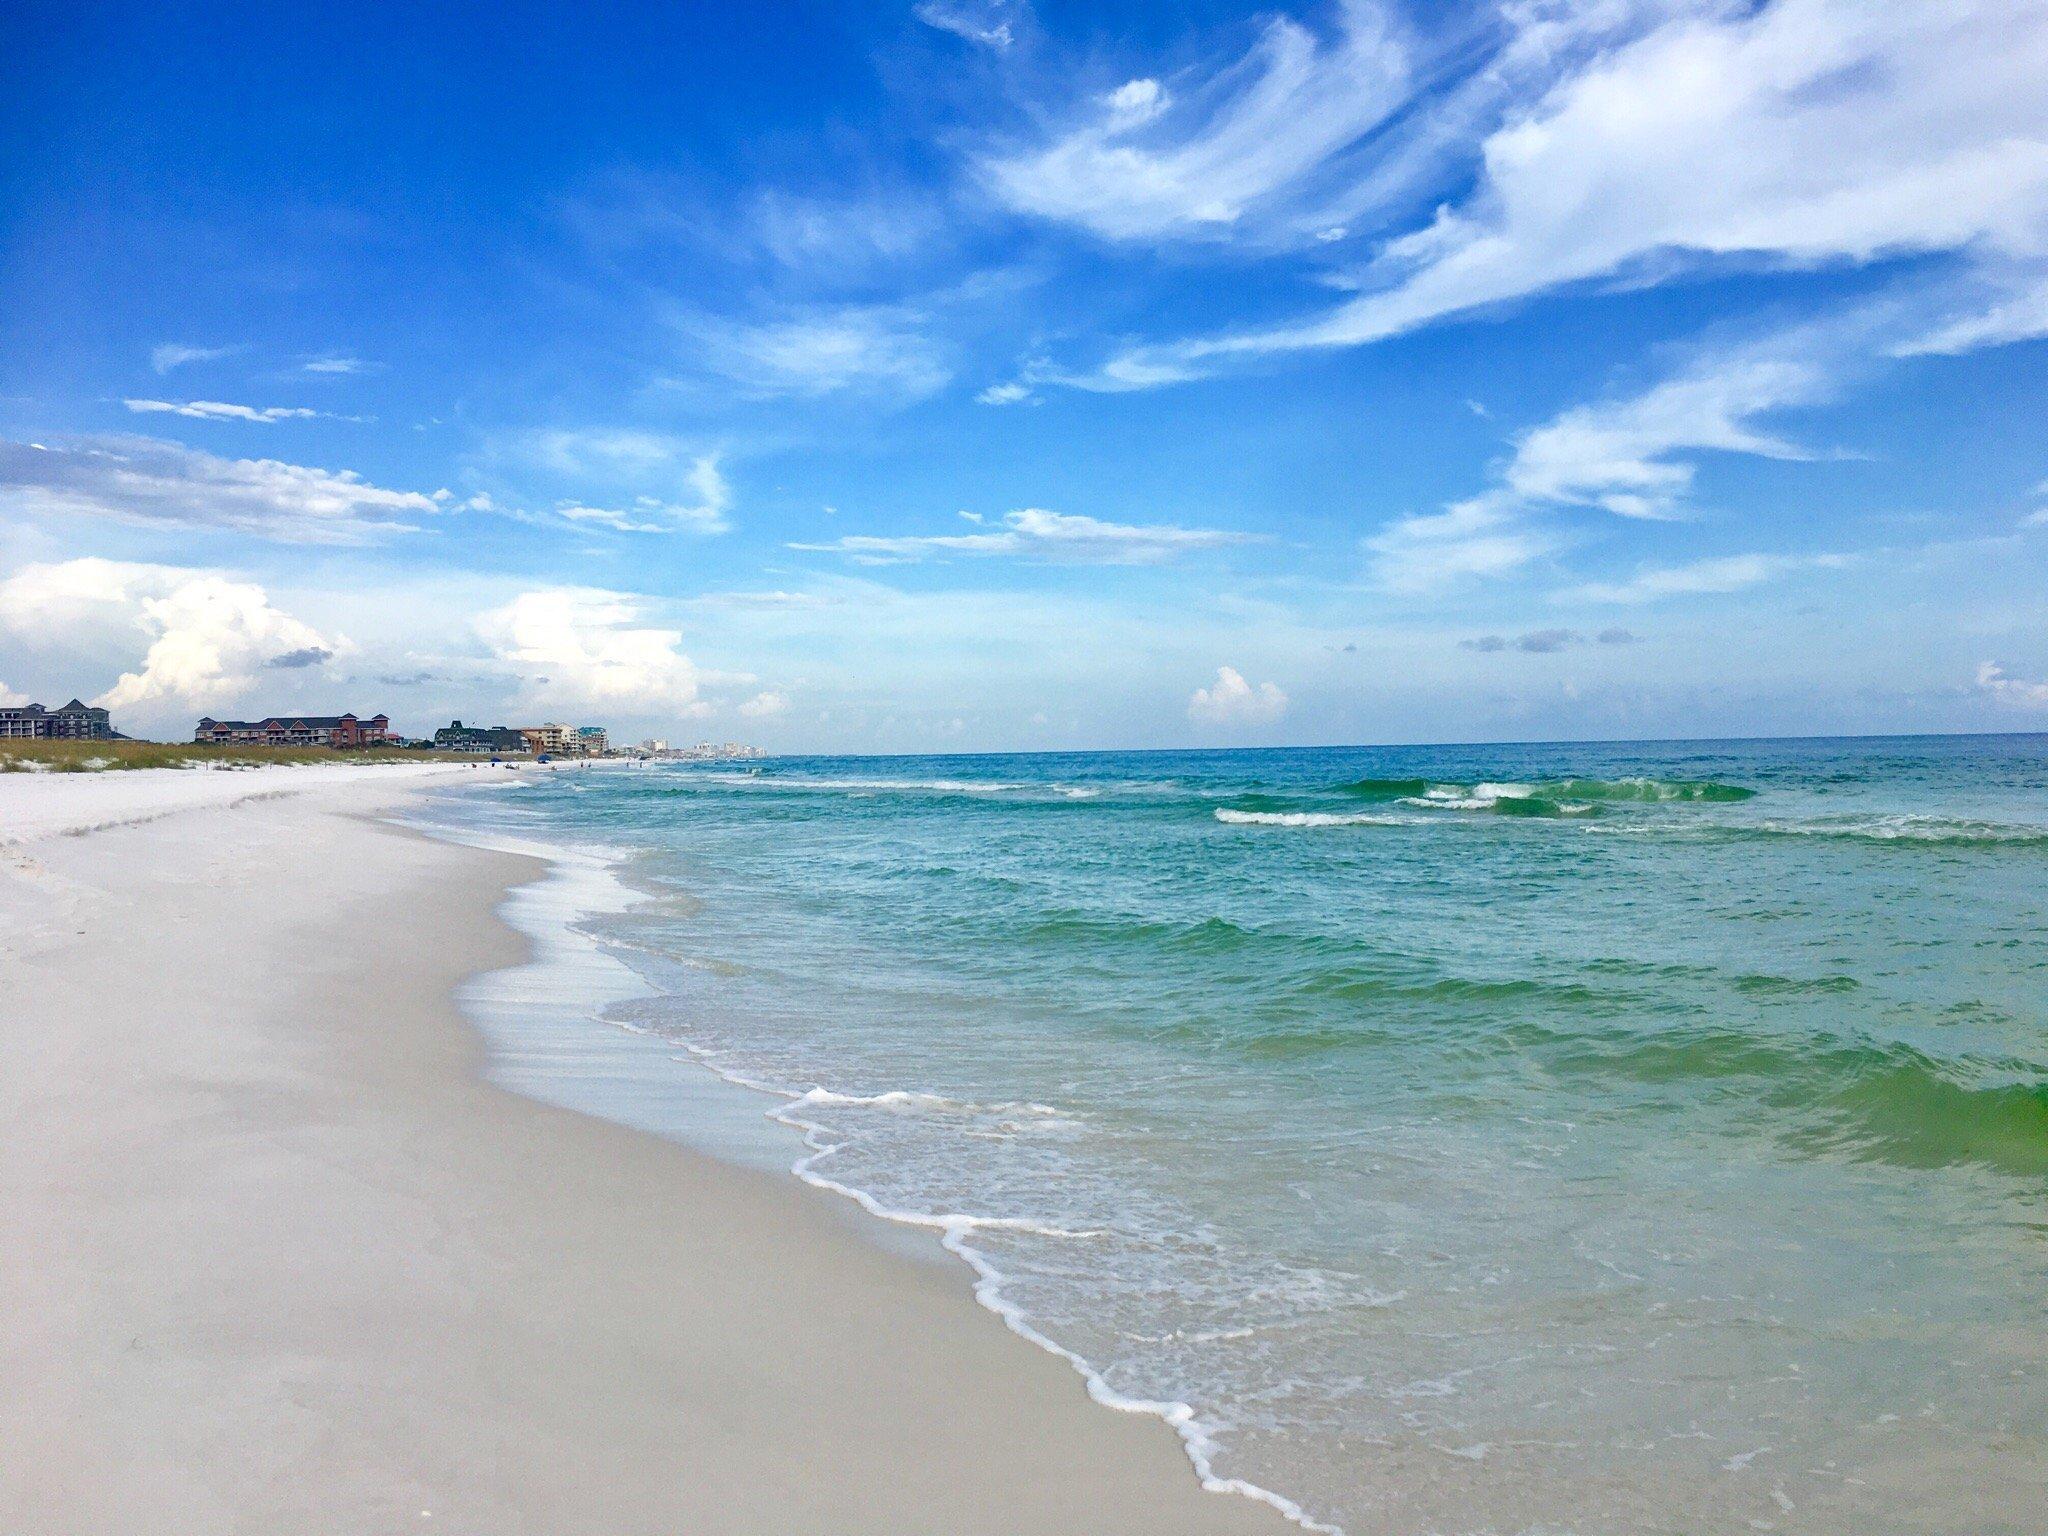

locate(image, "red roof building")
[[194, 713, 391, 748]]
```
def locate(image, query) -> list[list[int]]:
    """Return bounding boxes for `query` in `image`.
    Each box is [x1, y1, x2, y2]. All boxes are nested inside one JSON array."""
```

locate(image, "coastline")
[[0, 766, 1289, 1535]]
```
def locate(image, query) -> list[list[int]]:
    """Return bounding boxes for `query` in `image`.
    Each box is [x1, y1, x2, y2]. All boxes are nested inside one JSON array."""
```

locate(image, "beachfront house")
[[194, 713, 392, 748], [0, 699, 114, 740]]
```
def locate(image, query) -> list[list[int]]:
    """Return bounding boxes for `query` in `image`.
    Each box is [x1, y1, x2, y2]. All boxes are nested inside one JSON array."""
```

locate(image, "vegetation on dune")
[[0, 740, 496, 772]]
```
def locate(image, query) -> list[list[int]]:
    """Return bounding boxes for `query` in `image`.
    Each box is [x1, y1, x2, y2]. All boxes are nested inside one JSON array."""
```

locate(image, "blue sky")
[[3, 0, 2046, 749]]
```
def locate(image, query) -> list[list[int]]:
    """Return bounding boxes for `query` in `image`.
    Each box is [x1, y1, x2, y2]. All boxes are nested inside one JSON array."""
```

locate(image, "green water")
[[480, 735, 2048, 1534]]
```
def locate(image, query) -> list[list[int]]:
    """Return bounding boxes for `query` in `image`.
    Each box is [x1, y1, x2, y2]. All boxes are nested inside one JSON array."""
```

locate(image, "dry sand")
[[0, 766, 1291, 1535]]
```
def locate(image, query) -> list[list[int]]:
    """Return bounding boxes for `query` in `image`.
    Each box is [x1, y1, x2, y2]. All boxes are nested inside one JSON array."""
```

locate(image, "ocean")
[[427, 736, 2048, 1535]]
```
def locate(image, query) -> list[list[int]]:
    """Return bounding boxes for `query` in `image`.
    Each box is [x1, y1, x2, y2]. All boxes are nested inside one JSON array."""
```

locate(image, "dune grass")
[[0, 739, 493, 772]]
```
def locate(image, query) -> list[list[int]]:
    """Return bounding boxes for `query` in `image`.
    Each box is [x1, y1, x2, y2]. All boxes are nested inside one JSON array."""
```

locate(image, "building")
[[433, 720, 528, 753], [575, 725, 609, 754], [518, 722, 577, 755], [0, 699, 114, 740], [194, 712, 392, 748]]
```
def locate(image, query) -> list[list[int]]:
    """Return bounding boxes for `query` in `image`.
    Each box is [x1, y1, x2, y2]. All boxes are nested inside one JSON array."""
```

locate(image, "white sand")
[[0, 767, 1290, 1535]]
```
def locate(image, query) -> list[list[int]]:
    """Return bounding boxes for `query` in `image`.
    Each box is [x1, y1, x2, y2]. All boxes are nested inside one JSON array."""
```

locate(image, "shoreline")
[[0, 766, 1291, 1534], [410, 800, 1337, 1530]]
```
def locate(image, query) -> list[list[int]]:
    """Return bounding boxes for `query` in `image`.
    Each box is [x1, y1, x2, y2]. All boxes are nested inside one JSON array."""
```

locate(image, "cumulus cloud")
[[792, 507, 1253, 564], [1188, 665, 1288, 726], [1976, 659, 2048, 704], [985, 0, 1410, 242], [0, 558, 341, 714], [0, 436, 438, 544], [476, 588, 709, 713], [737, 689, 789, 718], [123, 399, 352, 424]]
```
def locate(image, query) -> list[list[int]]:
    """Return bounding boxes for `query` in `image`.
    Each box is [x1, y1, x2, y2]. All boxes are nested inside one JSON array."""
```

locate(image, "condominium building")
[[518, 722, 577, 754], [194, 712, 392, 748], [0, 699, 113, 739]]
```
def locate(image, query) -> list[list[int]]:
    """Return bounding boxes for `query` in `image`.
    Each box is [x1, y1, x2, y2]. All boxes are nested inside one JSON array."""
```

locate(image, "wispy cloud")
[[123, 398, 358, 424], [0, 436, 438, 545], [300, 355, 373, 375], [150, 343, 236, 374], [1365, 494, 1557, 594], [554, 454, 733, 534], [916, 0, 1024, 52], [683, 303, 952, 400], [1367, 326, 1846, 591], [983, 0, 1410, 242], [1083, 0, 2048, 385], [1557, 552, 1848, 606], [793, 507, 1254, 565], [1496, 346, 1832, 521]]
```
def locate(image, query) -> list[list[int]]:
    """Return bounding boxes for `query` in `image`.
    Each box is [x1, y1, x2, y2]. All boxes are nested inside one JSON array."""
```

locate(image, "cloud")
[[1976, 659, 2048, 705], [0, 557, 340, 714], [1558, 551, 1847, 605], [1092, 0, 2048, 382], [976, 381, 1035, 405], [123, 398, 351, 424], [0, 436, 439, 544], [1187, 665, 1288, 725], [151, 343, 235, 374], [686, 305, 951, 400], [0, 680, 27, 707], [475, 588, 709, 713], [526, 427, 698, 476], [1461, 626, 1640, 653], [1369, 327, 1846, 591], [984, 0, 1410, 242], [1365, 494, 1556, 593], [300, 355, 372, 375], [737, 689, 789, 718], [792, 506, 1254, 564], [1497, 346, 1830, 520], [554, 454, 733, 534], [1463, 627, 1576, 654], [1897, 267, 2048, 355], [916, 0, 1022, 51]]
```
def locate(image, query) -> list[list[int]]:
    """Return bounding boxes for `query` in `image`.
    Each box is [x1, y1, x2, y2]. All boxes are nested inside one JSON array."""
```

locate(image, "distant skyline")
[[3, 0, 2047, 750]]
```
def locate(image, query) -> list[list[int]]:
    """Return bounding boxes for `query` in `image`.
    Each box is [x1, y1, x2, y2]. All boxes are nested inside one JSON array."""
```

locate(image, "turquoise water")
[[456, 737, 2048, 1534]]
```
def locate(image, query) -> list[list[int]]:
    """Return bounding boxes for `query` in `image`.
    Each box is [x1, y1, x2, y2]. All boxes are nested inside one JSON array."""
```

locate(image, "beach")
[[0, 765, 1288, 1536]]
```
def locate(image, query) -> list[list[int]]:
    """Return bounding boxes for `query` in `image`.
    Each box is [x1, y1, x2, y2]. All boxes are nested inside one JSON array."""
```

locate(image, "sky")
[[2, 0, 2046, 752]]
